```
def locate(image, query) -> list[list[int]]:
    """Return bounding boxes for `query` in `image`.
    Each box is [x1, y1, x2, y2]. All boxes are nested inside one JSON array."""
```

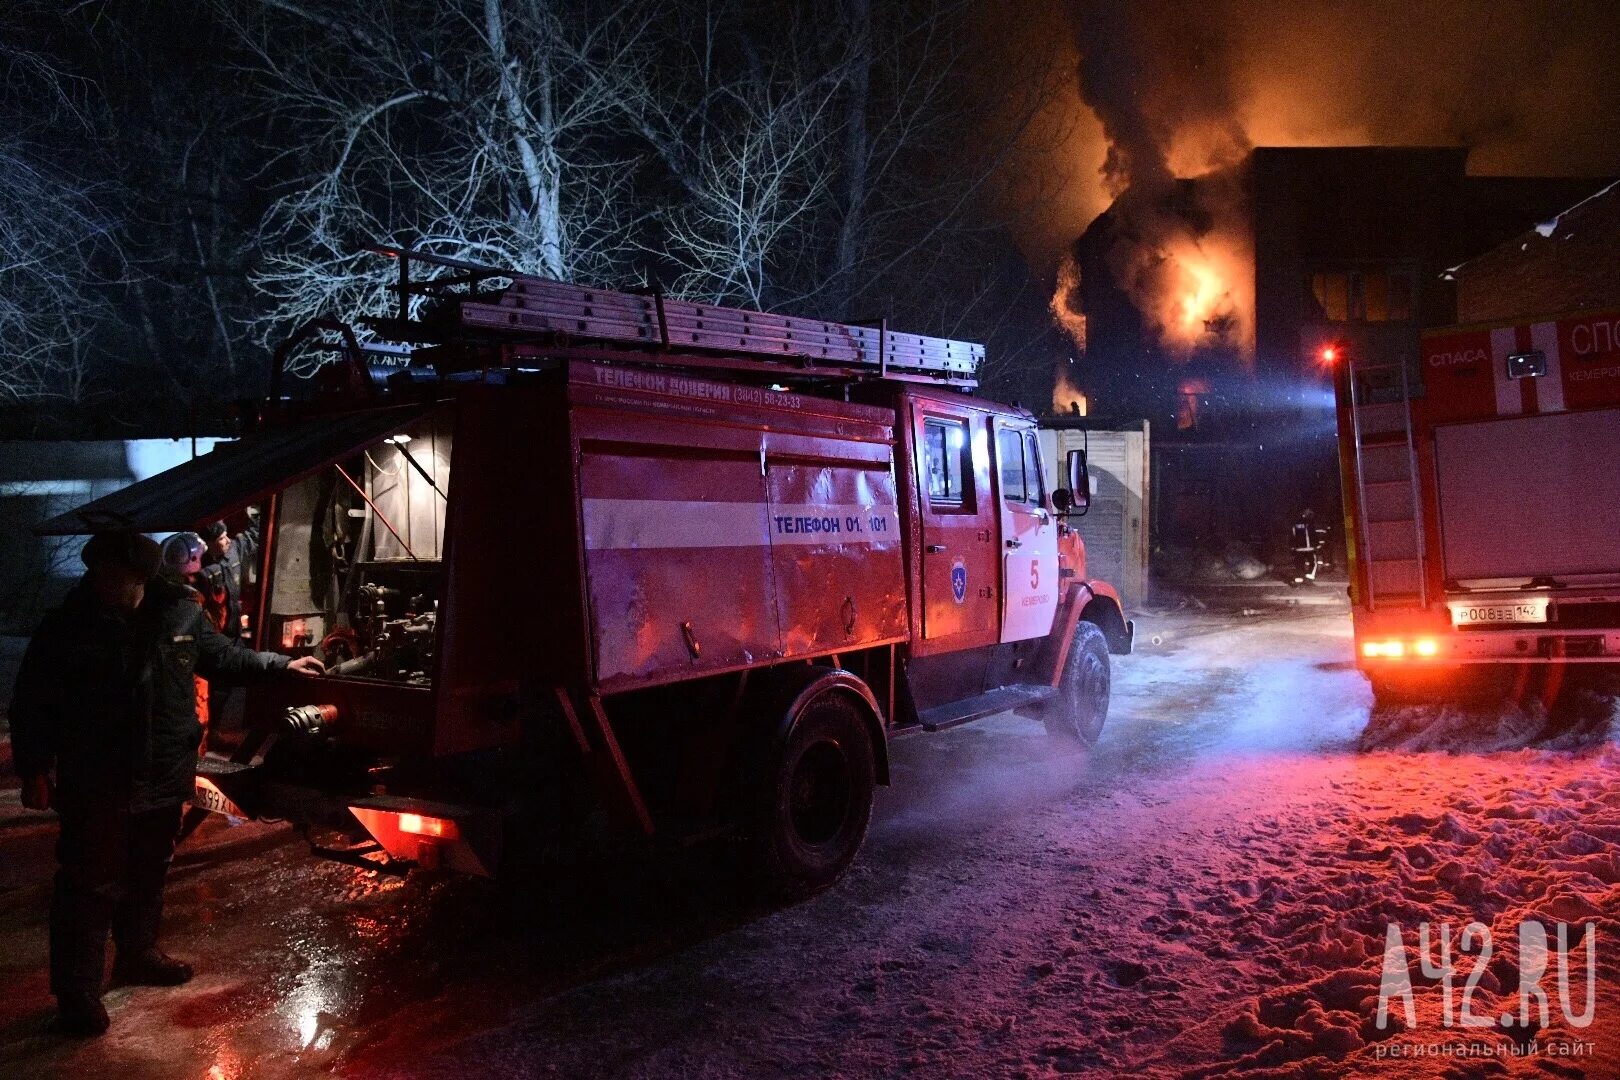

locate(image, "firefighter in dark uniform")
[[201, 519, 255, 641], [9, 532, 325, 1036]]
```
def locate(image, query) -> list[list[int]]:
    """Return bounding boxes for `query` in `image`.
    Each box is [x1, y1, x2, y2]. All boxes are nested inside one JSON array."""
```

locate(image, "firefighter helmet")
[[161, 531, 206, 577]]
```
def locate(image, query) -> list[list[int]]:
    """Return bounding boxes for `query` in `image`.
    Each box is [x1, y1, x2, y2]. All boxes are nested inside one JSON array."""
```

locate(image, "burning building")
[[1059, 146, 1608, 556]]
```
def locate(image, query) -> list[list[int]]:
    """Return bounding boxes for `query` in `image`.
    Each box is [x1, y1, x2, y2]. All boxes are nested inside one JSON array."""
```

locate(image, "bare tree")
[[218, 0, 658, 368], [224, 0, 1068, 387], [640, 7, 842, 308], [0, 10, 118, 403], [637, 0, 1067, 331]]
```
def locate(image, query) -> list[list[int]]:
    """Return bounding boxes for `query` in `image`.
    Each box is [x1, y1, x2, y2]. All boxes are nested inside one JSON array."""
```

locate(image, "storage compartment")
[[1434, 407, 1620, 583], [264, 412, 453, 685], [569, 363, 903, 692]]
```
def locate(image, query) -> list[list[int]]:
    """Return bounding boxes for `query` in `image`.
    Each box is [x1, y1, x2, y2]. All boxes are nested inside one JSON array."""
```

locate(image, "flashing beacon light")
[[1320, 345, 1338, 365]]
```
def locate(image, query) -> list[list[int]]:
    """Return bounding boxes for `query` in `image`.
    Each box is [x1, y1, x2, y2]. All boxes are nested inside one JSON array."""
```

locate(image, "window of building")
[[1309, 267, 1416, 323], [1312, 272, 1352, 322], [923, 417, 970, 508]]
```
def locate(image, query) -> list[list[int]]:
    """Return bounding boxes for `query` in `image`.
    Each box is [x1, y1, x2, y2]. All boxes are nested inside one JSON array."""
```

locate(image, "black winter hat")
[[81, 532, 163, 578]]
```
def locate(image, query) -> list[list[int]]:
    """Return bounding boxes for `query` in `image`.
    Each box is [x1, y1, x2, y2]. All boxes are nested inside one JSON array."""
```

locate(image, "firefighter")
[[163, 531, 228, 635], [9, 531, 325, 1036], [162, 531, 230, 846], [201, 516, 258, 641], [160, 531, 222, 744]]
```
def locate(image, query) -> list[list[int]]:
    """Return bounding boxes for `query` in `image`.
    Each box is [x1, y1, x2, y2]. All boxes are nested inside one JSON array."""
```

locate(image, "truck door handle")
[[1005, 538, 1022, 549], [925, 544, 947, 554]]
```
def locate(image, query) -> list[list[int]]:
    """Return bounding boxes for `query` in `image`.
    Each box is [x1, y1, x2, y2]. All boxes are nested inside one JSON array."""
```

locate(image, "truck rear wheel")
[[1042, 621, 1111, 746], [746, 691, 875, 899]]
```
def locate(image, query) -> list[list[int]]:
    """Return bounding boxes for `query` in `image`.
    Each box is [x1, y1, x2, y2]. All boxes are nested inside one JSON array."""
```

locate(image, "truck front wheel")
[[1042, 621, 1111, 746], [747, 692, 876, 899]]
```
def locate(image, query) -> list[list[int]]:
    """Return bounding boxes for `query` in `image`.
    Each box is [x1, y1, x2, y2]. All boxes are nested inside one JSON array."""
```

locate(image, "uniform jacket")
[[203, 521, 258, 639], [8, 575, 289, 811]]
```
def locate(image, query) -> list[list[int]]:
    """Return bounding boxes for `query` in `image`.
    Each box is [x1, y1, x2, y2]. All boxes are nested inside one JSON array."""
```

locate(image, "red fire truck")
[[1331, 307, 1620, 705], [40, 249, 1131, 894]]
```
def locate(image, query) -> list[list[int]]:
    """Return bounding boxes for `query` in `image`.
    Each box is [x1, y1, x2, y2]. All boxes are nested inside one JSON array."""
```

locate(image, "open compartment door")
[[33, 403, 444, 535]]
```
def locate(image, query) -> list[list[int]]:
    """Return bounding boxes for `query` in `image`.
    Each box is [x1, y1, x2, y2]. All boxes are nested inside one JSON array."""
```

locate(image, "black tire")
[[1042, 621, 1111, 746], [746, 691, 876, 900]]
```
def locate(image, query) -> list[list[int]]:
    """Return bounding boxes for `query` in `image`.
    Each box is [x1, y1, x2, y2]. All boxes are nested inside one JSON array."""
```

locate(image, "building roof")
[[1452, 180, 1620, 323]]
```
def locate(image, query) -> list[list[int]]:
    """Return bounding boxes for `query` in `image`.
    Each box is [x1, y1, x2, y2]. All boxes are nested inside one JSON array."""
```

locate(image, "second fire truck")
[[1331, 307, 1620, 704]]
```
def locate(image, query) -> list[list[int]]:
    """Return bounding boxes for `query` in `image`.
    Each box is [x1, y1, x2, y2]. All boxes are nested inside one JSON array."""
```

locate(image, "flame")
[[1049, 257, 1088, 352], [1052, 365, 1088, 415], [1152, 227, 1254, 358], [1038, 0, 1620, 373]]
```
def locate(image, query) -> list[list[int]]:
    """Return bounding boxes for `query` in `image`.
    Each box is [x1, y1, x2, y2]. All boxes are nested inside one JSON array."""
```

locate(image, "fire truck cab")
[[41, 249, 1131, 895], [1332, 307, 1620, 704]]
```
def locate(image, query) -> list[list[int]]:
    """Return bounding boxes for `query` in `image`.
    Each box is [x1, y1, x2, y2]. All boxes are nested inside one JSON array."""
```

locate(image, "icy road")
[[2, 600, 1617, 1079]]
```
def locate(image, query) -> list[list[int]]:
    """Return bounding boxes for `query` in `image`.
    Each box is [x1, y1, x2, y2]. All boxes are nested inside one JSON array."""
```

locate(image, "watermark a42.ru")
[[1377, 920, 1597, 1031]]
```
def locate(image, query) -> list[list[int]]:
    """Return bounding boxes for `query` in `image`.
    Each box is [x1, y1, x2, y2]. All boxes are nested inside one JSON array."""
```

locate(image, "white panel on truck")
[[1433, 407, 1620, 582]]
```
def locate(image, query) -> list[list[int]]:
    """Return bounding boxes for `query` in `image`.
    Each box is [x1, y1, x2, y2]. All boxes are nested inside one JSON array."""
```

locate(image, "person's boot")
[[52, 991, 110, 1037], [112, 947, 193, 986]]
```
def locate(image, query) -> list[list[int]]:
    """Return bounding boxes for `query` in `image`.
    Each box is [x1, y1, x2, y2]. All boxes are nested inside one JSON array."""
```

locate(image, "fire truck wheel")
[[748, 692, 876, 899], [1044, 621, 1111, 746]]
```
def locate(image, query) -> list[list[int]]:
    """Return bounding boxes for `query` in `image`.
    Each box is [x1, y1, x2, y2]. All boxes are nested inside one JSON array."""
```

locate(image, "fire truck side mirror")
[[1054, 449, 1090, 517]]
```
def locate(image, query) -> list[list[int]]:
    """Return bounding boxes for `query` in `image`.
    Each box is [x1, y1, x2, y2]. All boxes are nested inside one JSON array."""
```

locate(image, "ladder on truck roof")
[[1345, 350, 1429, 609], [365, 245, 983, 386]]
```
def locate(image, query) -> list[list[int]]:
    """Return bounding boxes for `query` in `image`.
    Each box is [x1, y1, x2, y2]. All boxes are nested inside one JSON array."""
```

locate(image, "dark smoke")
[[1054, 0, 1620, 361], [1067, 0, 1620, 190]]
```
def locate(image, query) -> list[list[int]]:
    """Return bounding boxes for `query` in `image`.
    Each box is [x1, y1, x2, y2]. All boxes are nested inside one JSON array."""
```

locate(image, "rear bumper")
[[1355, 625, 1620, 668], [1354, 592, 1620, 668], [1441, 628, 1620, 663], [191, 762, 503, 877]]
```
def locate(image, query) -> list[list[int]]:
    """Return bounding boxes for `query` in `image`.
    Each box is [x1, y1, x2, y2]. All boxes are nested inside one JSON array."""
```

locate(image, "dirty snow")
[[2, 604, 1617, 1079]]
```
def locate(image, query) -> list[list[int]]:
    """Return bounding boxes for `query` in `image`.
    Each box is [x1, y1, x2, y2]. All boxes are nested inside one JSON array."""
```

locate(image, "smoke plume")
[[1052, 0, 1620, 362]]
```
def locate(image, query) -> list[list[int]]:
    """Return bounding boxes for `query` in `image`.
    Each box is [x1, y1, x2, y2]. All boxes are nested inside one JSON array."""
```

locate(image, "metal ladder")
[[1347, 352, 1429, 609]]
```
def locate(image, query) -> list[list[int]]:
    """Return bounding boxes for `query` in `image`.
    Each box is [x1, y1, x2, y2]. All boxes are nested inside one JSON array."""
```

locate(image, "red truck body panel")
[[568, 361, 907, 693]]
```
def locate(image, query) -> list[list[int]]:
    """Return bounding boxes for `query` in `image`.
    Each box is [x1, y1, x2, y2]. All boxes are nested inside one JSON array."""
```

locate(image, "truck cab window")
[[923, 417, 969, 508], [1023, 431, 1046, 506], [997, 427, 1027, 503]]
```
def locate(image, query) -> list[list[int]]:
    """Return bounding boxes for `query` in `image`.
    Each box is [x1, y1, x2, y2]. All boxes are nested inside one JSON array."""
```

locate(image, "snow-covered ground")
[[1, 603, 1616, 1078]]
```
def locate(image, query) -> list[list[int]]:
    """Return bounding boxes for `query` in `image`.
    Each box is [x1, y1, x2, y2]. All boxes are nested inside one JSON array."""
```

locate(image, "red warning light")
[[399, 813, 458, 839], [1321, 346, 1338, 364]]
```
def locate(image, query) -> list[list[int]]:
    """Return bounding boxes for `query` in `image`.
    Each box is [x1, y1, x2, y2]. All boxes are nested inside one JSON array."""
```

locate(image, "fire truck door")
[[913, 403, 998, 646], [994, 420, 1059, 642]]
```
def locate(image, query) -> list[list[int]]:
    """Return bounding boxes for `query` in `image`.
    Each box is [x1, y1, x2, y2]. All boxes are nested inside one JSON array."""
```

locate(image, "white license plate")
[[191, 775, 247, 818], [1448, 599, 1549, 627]]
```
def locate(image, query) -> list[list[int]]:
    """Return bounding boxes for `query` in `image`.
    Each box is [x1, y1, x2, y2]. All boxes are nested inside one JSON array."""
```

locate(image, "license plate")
[[1448, 599, 1549, 627], [191, 775, 247, 818]]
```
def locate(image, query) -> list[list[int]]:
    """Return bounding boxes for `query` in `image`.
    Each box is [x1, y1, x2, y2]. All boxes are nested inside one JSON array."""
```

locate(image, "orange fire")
[[1052, 365, 1088, 415], [1049, 257, 1088, 353], [1153, 228, 1254, 359]]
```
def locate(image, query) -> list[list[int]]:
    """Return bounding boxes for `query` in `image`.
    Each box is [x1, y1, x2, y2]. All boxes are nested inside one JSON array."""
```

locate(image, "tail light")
[[1361, 636, 1443, 661], [347, 799, 499, 876], [398, 812, 458, 839]]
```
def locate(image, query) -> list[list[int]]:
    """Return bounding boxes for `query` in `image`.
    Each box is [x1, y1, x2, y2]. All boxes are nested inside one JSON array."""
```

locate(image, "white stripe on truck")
[[582, 499, 899, 550], [1530, 320, 1566, 412], [1490, 326, 1521, 416]]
